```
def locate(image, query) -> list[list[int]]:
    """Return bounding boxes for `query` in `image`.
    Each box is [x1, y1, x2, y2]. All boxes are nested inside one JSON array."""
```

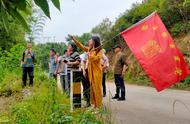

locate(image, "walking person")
[[49, 48, 58, 79], [70, 35, 103, 109], [102, 49, 109, 97], [112, 45, 128, 101], [21, 42, 35, 88]]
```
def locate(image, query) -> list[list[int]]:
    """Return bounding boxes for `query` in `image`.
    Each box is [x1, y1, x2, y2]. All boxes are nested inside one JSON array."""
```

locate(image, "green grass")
[[0, 67, 112, 124]]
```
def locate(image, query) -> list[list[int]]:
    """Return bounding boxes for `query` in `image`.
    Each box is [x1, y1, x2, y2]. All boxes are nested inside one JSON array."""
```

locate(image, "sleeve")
[[102, 53, 109, 65], [122, 54, 128, 66], [22, 51, 25, 62], [72, 52, 81, 62], [74, 40, 89, 52], [32, 51, 35, 63], [75, 53, 81, 62], [88, 50, 102, 62]]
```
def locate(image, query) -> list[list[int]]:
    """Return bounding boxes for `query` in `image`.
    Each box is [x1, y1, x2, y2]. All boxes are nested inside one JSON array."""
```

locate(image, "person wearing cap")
[[112, 45, 128, 101], [70, 35, 103, 109], [21, 42, 35, 88], [49, 48, 58, 79]]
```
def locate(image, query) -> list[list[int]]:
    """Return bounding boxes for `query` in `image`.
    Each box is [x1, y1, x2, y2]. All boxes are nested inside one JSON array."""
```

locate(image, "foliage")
[[0, 0, 32, 31], [0, 0, 61, 31], [170, 21, 190, 37], [35, 42, 67, 71], [0, 42, 110, 123], [27, 5, 47, 42], [73, 0, 190, 85], [66, 33, 91, 53]]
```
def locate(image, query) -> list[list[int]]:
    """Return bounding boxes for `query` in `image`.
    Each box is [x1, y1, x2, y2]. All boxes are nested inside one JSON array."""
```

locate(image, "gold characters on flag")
[[141, 24, 148, 31]]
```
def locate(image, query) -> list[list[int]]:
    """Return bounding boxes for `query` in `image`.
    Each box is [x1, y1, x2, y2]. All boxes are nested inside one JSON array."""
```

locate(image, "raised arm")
[[69, 35, 88, 52]]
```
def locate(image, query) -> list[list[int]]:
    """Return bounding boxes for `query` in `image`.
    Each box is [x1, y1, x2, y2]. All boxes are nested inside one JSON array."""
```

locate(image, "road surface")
[[103, 83, 190, 124]]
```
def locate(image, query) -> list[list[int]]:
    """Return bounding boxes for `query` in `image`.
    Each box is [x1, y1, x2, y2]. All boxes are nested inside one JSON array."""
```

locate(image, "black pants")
[[102, 73, 106, 96], [81, 69, 90, 106], [114, 74, 125, 98], [22, 67, 34, 87]]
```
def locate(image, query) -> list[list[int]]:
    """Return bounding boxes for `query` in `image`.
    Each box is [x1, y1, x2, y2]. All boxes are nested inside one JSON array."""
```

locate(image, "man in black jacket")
[[21, 42, 35, 88]]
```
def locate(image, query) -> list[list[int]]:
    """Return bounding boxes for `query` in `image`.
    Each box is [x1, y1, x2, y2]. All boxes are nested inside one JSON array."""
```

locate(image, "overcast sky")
[[42, 0, 143, 43]]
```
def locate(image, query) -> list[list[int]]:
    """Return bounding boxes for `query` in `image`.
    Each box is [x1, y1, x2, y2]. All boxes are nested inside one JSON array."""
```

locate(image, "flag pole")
[[121, 11, 157, 34], [102, 11, 157, 44]]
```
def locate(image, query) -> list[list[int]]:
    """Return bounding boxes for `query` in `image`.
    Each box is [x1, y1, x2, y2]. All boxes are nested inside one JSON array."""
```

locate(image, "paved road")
[[103, 83, 190, 124]]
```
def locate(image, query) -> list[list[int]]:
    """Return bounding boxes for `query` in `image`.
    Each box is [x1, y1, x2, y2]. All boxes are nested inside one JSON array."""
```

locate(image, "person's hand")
[[54, 71, 57, 75], [67, 62, 71, 65], [121, 72, 125, 78], [102, 65, 106, 72], [69, 35, 75, 41], [55, 53, 58, 59], [83, 70, 86, 78], [28, 49, 32, 53], [86, 52, 91, 57]]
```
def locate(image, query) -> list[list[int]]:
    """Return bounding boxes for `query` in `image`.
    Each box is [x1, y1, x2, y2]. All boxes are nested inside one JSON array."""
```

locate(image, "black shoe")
[[22, 84, 26, 88], [112, 95, 119, 99], [117, 97, 126, 101]]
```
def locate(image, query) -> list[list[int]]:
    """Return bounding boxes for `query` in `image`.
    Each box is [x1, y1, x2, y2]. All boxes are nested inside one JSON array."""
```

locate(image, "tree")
[[91, 18, 112, 42], [35, 42, 67, 71], [0, 0, 61, 31]]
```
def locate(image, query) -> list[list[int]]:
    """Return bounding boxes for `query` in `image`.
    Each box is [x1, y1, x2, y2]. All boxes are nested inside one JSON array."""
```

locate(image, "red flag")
[[122, 12, 189, 92]]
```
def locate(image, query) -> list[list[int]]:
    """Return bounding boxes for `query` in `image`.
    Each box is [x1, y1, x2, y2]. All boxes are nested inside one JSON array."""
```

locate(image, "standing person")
[[112, 45, 128, 101], [56, 50, 69, 92], [49, 48, 58, 79], [66, 42, 81, 67], [80, 52, 90, 107], [21, 42, 35, 88], [102, 49, 109, 97], [70, 35, 103, 108]]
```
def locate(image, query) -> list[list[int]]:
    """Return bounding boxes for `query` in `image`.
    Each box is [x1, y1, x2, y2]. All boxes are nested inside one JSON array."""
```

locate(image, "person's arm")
[[82, 60, 87, 77], [49, 61, 51, 70], [102, 54, 108, 71], [121, 55, 128, 77], [67, 61, 80, 66], [121, 65, 128, 77], [30, 50, 35, 63], [69, 35, 88, 52], [55, 54, 59, 64], [21, 51, 25, 63]]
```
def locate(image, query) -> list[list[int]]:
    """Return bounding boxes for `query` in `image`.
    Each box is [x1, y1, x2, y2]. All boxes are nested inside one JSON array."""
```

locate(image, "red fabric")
[[122, 12, 189, 92]]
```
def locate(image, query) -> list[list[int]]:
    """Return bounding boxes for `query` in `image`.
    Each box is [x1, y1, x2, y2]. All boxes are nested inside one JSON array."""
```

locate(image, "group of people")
[[21, 36, 128, 109]]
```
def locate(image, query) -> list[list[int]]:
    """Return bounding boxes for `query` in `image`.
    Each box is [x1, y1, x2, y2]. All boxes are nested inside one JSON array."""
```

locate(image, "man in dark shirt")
[[21, 42, 35, 88], [112, 45, 128, 101]]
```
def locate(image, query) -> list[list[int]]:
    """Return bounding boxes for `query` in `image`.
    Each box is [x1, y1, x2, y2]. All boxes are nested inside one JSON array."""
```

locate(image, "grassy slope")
[[0, 68, 112, 123]]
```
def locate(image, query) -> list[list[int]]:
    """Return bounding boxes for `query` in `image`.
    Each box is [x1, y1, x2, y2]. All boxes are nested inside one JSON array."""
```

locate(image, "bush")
[[170, 21, 190, 37]]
